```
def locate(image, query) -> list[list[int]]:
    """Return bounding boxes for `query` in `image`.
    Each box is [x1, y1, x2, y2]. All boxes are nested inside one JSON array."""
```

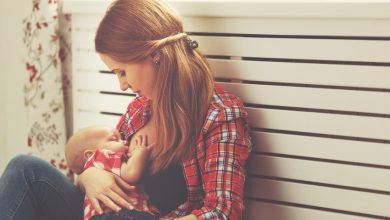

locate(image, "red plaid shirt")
[[116, 84, 252, 219]]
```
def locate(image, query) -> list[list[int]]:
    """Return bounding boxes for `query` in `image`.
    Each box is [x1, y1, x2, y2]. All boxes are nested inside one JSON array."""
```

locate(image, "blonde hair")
[[95, 0, 214, 174]]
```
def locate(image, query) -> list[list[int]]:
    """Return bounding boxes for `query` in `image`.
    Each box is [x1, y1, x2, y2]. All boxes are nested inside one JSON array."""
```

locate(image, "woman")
[[0, 0, 251, 219]]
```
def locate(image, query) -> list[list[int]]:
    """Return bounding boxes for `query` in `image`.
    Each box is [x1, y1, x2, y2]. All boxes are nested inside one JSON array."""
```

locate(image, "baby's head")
[[65, 125, 126, 174]]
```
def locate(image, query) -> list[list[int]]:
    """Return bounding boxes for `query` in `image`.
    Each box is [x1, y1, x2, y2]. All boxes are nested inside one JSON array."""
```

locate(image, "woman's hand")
[[77, 167, 136, 214]]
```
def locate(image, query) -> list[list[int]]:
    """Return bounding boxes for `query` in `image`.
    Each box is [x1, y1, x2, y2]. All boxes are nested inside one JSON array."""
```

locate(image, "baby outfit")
[[82, 149, 158, 220]]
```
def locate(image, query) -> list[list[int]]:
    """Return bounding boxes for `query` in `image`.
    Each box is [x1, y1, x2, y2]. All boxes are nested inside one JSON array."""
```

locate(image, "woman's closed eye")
[[119, 71, 126, 77], [118, 70, 126, 77], [112, 69, 126, 78]]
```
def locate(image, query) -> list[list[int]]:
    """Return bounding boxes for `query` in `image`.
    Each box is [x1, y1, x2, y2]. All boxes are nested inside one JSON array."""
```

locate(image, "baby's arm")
[[120, 135, 152, 183]]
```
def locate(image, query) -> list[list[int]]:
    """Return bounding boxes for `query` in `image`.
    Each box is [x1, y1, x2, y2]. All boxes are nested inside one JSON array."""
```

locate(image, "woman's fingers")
[[97, 194, 121, 212], [114, 174, 136, 193], [113, 175, 136, 209], [109, 186, 134, 210], [89, 180, 135, 212], [79, 168, 135, 212], [90, 198, 103, 215]]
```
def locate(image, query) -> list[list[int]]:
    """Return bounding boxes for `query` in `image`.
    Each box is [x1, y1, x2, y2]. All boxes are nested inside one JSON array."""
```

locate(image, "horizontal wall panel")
[[210, 59, 390, 89], [64, 0, 390, 19], [72, 31, 390, 63], [74, 51, 106, 71], [168, 1, 390, 19], [73, 51, 390, 90], [251, 131, 390, 167], [74, 72, 128, 94], [192, 36, 390, 63], [219, 82, 390, 115], [72, 14, 101, 30], [73, 111, 121, 132], [247, 108, 390, 140], [70, 12, 390, 38], [72, 30, 97, 50], [76, 74, 390, 116], [244, 200, 374, 220], [63, 0, 110, 14], [247, 155, 390, 192], [74, 92, 132, 114], [183, 17, 390, 37], [245, 178, 390, 217]]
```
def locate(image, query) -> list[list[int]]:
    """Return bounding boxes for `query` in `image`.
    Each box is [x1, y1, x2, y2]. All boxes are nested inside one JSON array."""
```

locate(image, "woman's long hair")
[[95, 0, 214, 174]]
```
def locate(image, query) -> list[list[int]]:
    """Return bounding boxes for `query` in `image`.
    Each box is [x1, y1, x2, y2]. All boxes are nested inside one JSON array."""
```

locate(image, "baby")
[[65, 125, 158, 220]]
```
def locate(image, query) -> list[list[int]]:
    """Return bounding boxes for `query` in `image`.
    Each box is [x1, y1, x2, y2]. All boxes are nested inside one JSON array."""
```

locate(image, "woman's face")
[[99, 54, 157, 98]]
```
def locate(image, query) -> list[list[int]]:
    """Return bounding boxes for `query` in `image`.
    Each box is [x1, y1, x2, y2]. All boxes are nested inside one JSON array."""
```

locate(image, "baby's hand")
[[127, 135, 153, 158]]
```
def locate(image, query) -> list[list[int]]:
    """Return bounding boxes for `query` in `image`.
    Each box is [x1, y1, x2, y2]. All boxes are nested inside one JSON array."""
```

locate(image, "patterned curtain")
[[22, 0, 72, 176]]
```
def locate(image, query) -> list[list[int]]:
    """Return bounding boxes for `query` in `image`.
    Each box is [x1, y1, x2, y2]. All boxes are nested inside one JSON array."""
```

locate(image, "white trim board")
[[62, 0, 390, 18]]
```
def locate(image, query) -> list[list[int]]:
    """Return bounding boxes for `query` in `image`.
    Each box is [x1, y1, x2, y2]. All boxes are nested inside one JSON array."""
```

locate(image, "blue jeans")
[[90, 209, 158, 220], [0, 155, 84, 220]]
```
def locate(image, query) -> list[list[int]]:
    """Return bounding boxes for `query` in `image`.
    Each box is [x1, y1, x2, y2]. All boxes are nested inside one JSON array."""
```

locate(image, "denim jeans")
[[0, 155, 84, 220], [90, 209, 158, 220]]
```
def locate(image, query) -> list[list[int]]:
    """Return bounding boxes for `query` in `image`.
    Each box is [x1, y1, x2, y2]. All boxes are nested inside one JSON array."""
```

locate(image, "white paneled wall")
[[63, 0, 390, 219]]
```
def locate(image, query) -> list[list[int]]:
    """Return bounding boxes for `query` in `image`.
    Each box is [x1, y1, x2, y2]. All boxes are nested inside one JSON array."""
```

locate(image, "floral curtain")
[[22, 0, 72, 176]]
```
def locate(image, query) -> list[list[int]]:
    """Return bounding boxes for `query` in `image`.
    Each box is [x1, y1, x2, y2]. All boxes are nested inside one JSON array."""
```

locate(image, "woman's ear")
[[83, 149, 94, 160]]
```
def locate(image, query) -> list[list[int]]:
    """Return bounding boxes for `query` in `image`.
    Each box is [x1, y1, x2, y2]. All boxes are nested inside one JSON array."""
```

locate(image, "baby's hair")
[[65, 125, 110, 174], [65, 129, 88, 174]]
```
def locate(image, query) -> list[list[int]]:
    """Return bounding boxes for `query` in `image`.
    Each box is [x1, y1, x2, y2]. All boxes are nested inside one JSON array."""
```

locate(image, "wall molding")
[[63, 0, 390, 18]]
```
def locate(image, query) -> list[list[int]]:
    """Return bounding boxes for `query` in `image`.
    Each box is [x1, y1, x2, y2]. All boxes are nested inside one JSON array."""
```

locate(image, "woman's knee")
[[4, 155, 57, 180], [6, 154, 45, 171], [8, 154, 35, 166], [0, 155, 38, 195]]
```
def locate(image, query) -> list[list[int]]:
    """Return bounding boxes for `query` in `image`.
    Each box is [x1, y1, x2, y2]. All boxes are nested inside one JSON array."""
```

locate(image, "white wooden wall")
[[63, 1, 390, 219]]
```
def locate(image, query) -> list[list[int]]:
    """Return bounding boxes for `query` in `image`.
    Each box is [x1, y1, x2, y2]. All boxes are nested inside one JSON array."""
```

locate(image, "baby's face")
[[90, 127, 128, 152]]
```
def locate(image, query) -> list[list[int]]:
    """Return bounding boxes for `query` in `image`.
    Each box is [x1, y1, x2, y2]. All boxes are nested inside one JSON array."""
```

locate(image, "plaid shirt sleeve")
[[192, 104, 252, 219]]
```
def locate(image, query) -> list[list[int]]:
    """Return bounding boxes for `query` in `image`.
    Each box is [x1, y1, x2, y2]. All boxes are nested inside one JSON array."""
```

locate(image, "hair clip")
[[186, 37, 198, 50]]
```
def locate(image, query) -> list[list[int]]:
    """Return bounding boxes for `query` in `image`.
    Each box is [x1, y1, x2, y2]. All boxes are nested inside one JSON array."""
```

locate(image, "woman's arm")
[[77, 167, 137, 213], [191, 116, 251, 219], [120, 135, 152, 183]]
